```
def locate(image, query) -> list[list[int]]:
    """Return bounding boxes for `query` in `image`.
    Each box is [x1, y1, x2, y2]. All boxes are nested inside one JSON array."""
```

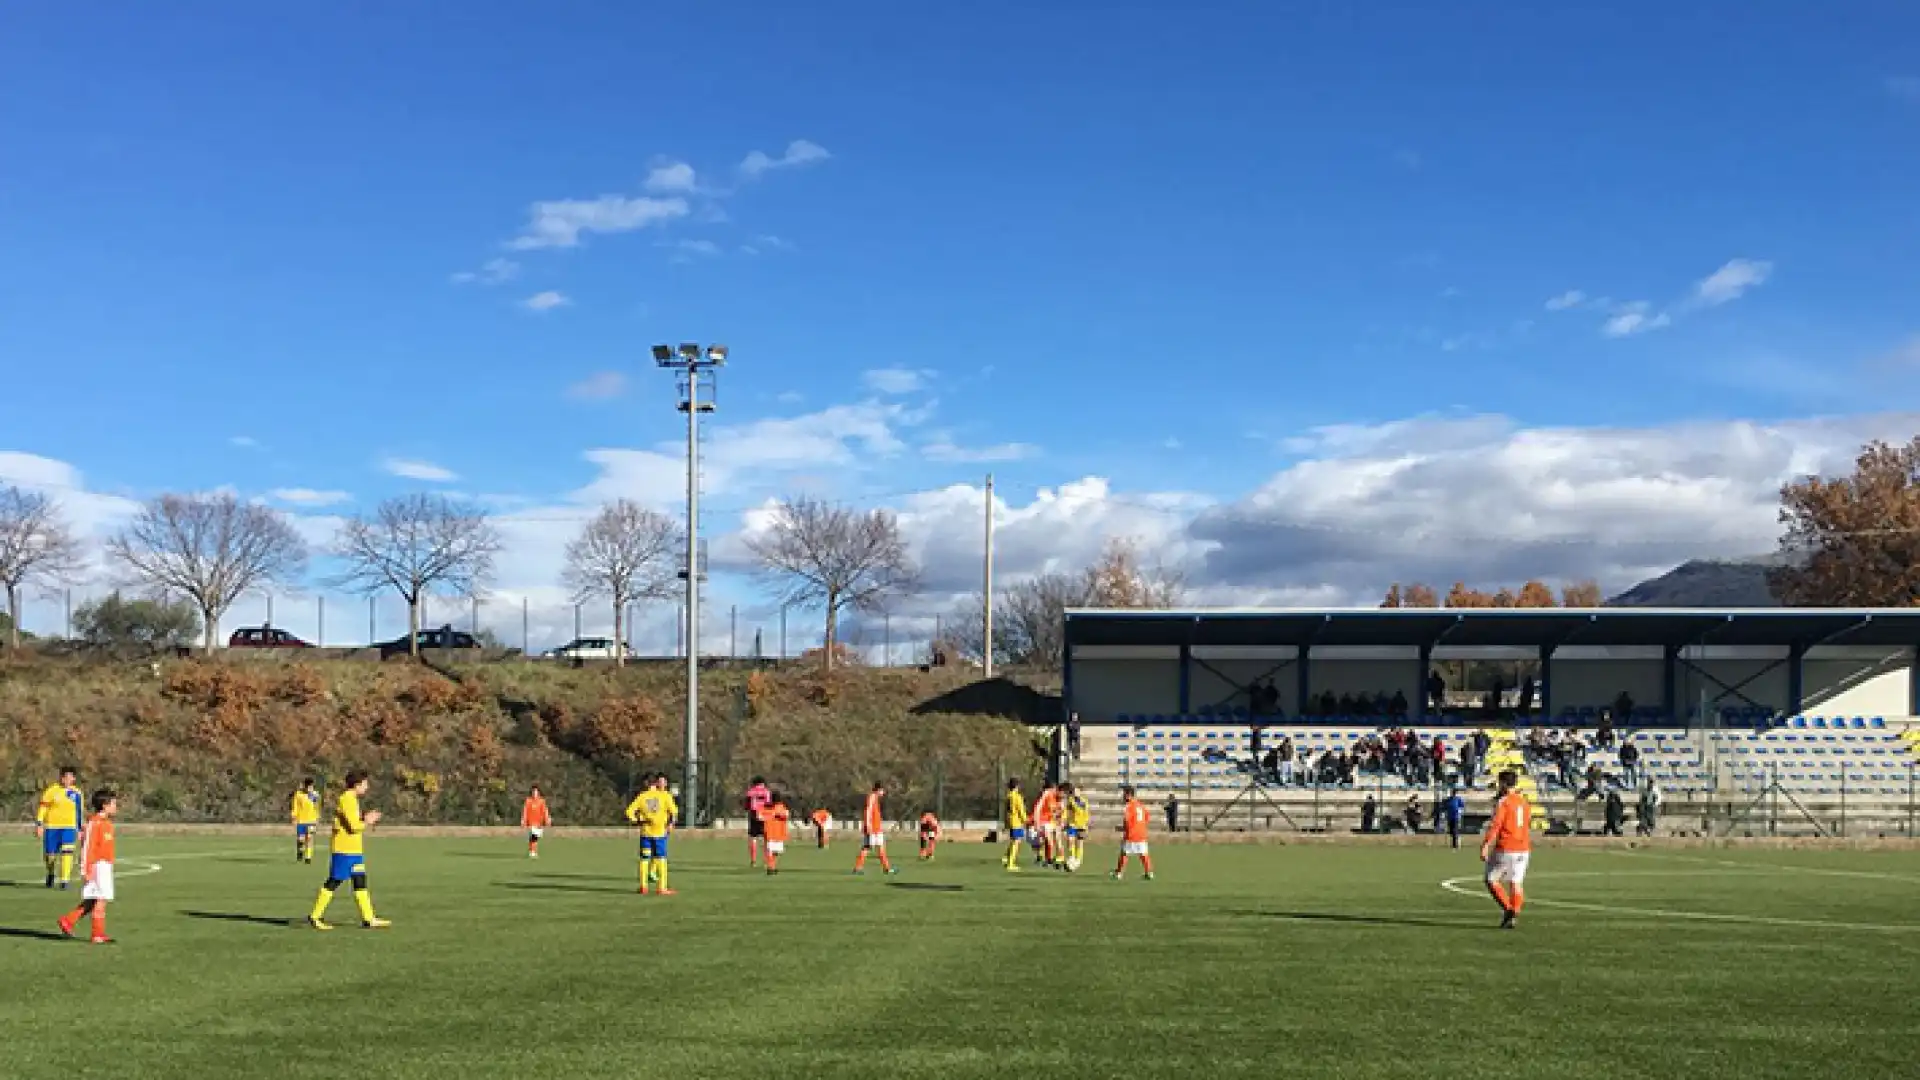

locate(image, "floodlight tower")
[[653, 341, 726, 826]]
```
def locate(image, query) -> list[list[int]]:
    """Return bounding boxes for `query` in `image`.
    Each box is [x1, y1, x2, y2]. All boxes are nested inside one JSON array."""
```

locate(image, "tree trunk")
[[202, 605, 219, 655], [408, 592, 422, 657], [5, 583, 18, 650], [823, 600, 839, 671], [612, 593, 626, 669]]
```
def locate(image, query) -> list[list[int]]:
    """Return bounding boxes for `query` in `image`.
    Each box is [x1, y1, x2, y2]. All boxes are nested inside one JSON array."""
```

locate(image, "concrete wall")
[[1070, 647, 1178, 720], [1550, 647, 1664, 712], [1308, 647, 1420, 704], [1187, 646, 1297, 712], [1802, 647, 1911, 717]]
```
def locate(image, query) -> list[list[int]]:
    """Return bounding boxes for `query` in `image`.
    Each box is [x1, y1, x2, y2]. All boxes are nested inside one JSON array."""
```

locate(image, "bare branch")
[[330, 494, 501, 653], [744, 496, 918, 668], [105, 492, 307, 653], [562, 499, 680, 666], [950, 537, 1182, 670], [0, 486, 86, 648]]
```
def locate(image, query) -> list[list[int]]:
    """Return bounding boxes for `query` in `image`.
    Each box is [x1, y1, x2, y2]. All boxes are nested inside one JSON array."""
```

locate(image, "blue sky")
[[2, 3, 1918, 650]]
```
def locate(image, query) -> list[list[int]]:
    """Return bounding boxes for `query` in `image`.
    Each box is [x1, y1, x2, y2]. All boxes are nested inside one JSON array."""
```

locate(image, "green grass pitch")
[[4, 835, 1919, 1079]]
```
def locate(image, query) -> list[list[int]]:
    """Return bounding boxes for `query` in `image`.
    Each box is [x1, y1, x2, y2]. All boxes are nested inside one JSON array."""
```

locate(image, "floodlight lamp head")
[[678, 342, 701, 360], [705, 344, 728, 364], [650, 344, 674, 363]]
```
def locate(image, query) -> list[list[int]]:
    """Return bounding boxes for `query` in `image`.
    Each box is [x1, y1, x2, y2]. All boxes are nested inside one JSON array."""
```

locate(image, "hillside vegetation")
[[0, 655, 1053, 825]]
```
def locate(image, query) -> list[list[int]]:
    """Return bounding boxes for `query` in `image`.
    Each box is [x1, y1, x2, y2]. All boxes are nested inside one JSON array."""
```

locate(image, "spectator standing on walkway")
[[1066, 712, 1082, 761]]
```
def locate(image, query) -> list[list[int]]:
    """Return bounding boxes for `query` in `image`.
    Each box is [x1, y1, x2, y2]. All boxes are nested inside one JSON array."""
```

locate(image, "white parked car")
[[544, 637, 630, 660]]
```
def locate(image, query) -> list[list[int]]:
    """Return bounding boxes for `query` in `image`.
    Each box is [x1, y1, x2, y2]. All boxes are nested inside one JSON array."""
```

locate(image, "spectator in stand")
[[1260, 746, 1280, 783], [1276, 736, 1296, 786], [1595, 710, 1616, 750], [1164, 793, 1179, 833], [1430, 736, 1447, 787], [1360, 795, 1378, 834], [1613, 690, 1635, 726], [1066, 712, 1082, 761], [1517, 675, 1536, 717], [1577, 762, 1607, 800], [1427, 670, 1447, 712], [1403, 794, 1422, 834], [1389, 688, 1409, 719], [1458, 737, 1479, 787], [1441, 788, 1466, 848], [1603, 788, 1627, 836], [1618, 740, 1641, 789], [1637, 781, 1661, 836], [1473, 728, 1492, 764], [1319, 690, 1338, 716]]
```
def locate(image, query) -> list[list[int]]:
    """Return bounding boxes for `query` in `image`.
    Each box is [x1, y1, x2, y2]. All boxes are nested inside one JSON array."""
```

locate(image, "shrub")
[[582, 694, 663, 761], [272, 665, 328, 706]]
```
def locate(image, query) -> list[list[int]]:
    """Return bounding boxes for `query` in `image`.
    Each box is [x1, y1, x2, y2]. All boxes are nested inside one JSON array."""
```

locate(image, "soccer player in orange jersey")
[[852, 783, 896, 875], [1112, 785, 1155, 881], [917, 811, 942, 860], [1030, 784, 1062, 867], [761, 792, 792, 875], [1481, 769, 1533, 930], [811, 808, 831, 848], [521, 785, 551, 859], [58, 789, 118, 945]]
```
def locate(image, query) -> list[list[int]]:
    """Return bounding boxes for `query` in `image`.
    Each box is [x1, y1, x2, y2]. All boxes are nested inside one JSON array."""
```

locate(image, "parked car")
[[376, 626, 480, 661], [228, 626, 312, 649], [544, 637, 630, 661]]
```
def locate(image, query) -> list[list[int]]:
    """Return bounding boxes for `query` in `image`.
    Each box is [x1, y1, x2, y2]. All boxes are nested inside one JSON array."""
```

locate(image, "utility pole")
[[730, 604, 737, 659], [522, 596, 530, 655], [655, 342, 726, 826], [780, 604, 788, 660], [265, 592, 274, 628], [367, 595, 375, 646], [983, 473, 996, 678], [318, 596, 325, 648]]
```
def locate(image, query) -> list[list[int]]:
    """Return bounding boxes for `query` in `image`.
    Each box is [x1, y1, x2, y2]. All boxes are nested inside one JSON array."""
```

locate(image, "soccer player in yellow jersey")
[[290, 777, 320, 864], [308, 770, 390, 930], [625, 773, 679, 896], [1002, 779, 1029, 873], [34, 766, 84, 890], [1060, 782, 1091, 871]]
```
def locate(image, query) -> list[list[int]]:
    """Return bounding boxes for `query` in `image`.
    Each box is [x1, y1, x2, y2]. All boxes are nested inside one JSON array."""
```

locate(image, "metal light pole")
[[655, 342, 726, 826]]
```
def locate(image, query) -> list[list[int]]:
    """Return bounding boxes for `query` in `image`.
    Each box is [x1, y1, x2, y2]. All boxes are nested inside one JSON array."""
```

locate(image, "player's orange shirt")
[[863, 792, 884, 833], [811, 809, 830, 829], [79, 813, 115, 868], [521, 796, 551, 828], [918, 812, 940, 835], [1031, 789, 1060, 825], [1122, 799, 1149, 843], [1486, 792, 1533, 853], [762, 803, 791, 844]]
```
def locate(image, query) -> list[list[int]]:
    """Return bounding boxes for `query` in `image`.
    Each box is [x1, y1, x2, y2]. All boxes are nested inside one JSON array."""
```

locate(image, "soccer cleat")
[[529, 851, 538, 859], [90, 936, 113, 945], [57, 917, 76, 938], [362, 918, 392, 929], [308, 917, 334, 931], [884, 868, 897, 876], [1499, 911, 1517, 930], [1005, 864, 1022, 873], [1144, 873, 1155, 881], [57, 880, 69, 891], [657, 888, 677, 896], [45, 874, 55, 889]]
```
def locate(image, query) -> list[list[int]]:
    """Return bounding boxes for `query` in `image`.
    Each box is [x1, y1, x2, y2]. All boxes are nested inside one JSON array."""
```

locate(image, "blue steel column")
[[1297, 644, 1311, 715], [1415, 644, 1431, 723], [1664, 644, 1680, 724], [1539, 644, 1554, 722], [1060, 621, 1074, 721], [1177, 642, 1191, 715], [1787, 643, 1805, 717]]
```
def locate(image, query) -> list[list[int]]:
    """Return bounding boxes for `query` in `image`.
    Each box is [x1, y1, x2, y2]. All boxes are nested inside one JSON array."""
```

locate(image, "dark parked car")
[[376, 626, 480, 660], [228, 626, 312, 649]]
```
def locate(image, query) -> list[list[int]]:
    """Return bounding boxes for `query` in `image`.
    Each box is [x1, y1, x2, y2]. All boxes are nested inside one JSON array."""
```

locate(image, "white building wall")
[[1069, 648, 1179, 721], [1549, 645, 1665, 713], [1802, 647, 1912, 718]]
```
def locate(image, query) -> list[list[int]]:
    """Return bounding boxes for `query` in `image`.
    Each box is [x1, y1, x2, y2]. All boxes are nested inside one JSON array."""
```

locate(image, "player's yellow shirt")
[[1004, 790, 1028, 829], [331, 790, 367, 855], [1065, 795, 1090, 831], [36, 785, 80, 829], [291, 790, 319, 825], [626, 789, 678, 838]]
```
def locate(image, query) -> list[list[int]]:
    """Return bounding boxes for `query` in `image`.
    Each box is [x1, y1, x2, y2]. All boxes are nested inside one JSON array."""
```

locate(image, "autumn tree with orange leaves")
[[1771, 438, 1920, 606]]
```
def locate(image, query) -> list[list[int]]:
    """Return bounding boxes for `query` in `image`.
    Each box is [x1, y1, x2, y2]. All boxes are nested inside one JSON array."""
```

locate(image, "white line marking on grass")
[[0, 850, 232, 877], [1438, 871, 1920, 933], [1607, 848, 1920, 885]]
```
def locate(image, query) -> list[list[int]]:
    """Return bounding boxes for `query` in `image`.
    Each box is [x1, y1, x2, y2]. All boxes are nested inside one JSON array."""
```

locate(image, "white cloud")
[[522, 290, 571, 312], [1545, 290, 1587, 311], [1602, 303, 1673, 338], [451, 257, 520, 285], [667, 238, 723, 260], [862, 367, 933, 395], [269, 488, 352, 507], [507, 195, 689, 250], [920, 438, 1041, 463], [229, 435, 259, 449], [1692, 258, 1774, 307], [644, 160, 697, 193], [739, 139, 831, 177], [382, 458, 458, 482], [567, 371, 628, 400]]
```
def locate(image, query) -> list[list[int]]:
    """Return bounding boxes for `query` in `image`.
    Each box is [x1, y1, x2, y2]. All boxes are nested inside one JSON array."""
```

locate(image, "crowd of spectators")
[[1256, 727, 1493, 790]]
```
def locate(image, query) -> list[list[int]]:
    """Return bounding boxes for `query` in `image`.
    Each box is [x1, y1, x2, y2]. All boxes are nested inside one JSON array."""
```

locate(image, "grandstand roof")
[[1062, 607, 1920, 650]]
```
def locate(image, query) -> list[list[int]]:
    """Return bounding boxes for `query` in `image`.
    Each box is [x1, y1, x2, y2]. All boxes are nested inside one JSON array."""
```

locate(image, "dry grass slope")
[[0, 654, 1052, 826]]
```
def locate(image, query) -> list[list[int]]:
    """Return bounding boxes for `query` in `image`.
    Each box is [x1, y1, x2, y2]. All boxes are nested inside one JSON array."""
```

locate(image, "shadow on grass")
[[1240, 910, 1486, 931], [182, 911, 303, 929], [497, 881, 632, 895], [885, 881, 965, 893], [530, 871, 629, 882], [444, 851, 524, 860], [0, 926, 71, 942]]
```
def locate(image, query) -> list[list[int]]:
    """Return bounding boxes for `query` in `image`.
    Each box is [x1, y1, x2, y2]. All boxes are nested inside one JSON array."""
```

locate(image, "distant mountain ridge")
[[1607, 557, 1784, 608]]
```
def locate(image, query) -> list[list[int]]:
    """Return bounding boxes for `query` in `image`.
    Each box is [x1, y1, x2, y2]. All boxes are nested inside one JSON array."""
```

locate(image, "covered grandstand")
[[1060, 607, 1920, 837]]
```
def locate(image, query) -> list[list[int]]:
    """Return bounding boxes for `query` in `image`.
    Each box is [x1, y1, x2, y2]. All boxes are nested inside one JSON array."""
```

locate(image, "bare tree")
[[745, 496, 918, 669], [0, 486, 86, 649], [106, 492, 307, 654], [332, 494, 502, 656], [952, 538, 1183, 670], [562, 499, 680, 666]]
